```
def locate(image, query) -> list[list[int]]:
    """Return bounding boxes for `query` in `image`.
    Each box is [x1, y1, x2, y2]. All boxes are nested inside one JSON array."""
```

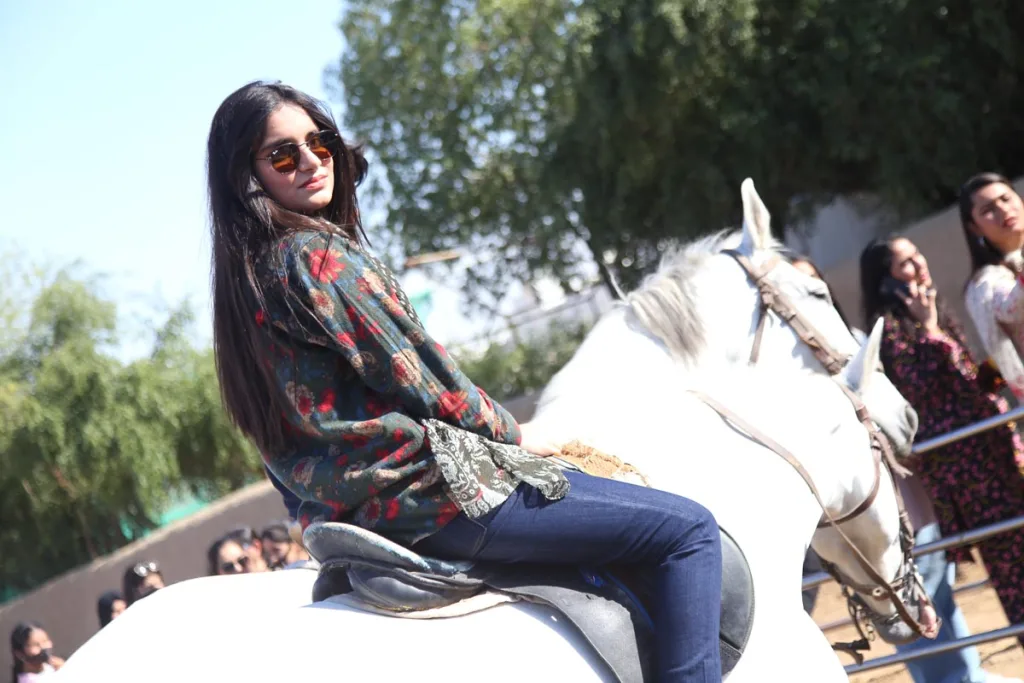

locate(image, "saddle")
[[305, 522, 755, 682]]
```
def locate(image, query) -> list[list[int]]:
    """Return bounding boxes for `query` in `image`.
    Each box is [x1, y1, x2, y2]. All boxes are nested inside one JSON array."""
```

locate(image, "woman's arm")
[[966, 271, 1024, 399], [973, 267, 1024, 326], [269, 232, 520, 444]]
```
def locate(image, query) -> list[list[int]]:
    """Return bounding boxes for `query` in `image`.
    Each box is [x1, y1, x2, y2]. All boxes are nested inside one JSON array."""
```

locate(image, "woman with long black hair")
[[205, 80, 723, 682]]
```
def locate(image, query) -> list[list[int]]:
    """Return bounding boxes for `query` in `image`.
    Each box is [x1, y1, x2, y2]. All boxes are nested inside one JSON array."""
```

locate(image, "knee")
[[664, 498, 720, 549]]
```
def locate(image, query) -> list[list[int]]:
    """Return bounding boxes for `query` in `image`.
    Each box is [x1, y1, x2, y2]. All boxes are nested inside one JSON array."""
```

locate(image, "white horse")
[[62, 363, 903, 683], [541, 178, 918, 457], [61, 180, 925, 681]]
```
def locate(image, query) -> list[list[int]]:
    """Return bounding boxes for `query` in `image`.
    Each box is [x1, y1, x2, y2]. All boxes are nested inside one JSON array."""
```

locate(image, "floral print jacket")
[[255, 230, 567, 545]]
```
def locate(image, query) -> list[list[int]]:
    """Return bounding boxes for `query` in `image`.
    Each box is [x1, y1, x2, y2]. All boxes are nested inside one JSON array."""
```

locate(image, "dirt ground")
[[810, 556, 1024, 681]]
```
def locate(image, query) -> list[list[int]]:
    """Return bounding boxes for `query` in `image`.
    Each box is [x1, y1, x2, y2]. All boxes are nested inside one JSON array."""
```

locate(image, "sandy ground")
[[810, 557, 1024, 681]]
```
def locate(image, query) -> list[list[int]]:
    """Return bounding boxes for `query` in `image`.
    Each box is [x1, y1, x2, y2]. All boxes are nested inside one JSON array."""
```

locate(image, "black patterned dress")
[[880, 312, 1024, 644]]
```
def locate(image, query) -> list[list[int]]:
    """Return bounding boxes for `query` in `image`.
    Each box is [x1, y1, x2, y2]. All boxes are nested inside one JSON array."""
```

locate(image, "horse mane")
[[623, 229, 780, 364]]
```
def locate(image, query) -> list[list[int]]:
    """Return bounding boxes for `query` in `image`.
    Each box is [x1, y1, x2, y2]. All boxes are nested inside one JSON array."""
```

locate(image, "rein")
[[690, 391, 933, 658], [718, 248, 935, 651]]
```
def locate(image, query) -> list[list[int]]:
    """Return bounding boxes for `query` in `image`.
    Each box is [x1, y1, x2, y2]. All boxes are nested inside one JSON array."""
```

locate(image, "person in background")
[[961, 172, 1024, 401], [260, 521, 311, 570], [96, 590, 126, 629], [225, 526, 269, 573], [9, 622, 63, 682], [208, 535, 258, 576], [122, 561, 165, 606], [861, 235, 1024, 677]]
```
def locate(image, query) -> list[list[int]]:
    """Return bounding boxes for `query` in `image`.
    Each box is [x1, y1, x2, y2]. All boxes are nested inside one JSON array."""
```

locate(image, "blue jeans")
[[414, 470, 723, 683], [896, 524, 985, 683]]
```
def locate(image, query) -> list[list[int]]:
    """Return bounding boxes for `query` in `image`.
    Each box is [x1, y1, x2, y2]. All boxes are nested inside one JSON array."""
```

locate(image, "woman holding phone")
[[860, 237, 1024, 657]]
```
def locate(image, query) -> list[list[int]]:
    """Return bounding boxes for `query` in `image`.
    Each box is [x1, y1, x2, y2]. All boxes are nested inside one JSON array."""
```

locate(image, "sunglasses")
[[132, 561, 160, 578], [255, 130, 341, 174], [219, 555, 251, 575]]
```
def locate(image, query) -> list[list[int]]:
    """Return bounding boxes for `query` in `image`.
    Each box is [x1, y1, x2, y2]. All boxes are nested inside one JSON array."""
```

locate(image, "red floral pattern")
[[254, 231, 527, 545], [307, 248, 345, 283]]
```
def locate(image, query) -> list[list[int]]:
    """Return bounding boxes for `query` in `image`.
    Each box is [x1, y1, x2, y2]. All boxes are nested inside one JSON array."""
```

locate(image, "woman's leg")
[[415, 471, 723, 683]]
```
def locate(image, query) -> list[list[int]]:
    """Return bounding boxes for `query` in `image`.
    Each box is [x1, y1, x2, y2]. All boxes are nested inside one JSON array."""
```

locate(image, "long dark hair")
[[208, 81, 368, 455], [96, 590, 123, 628], [859, 238, 901, 329], [9, 621, 42, 683], [959, 172, 1017, 281]]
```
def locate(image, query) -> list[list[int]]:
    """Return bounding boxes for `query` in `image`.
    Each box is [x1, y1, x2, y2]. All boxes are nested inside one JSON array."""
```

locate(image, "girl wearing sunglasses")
[[207, 536, 254, 576], [122, 560, 165, 605], [207, 81, 722, 681]]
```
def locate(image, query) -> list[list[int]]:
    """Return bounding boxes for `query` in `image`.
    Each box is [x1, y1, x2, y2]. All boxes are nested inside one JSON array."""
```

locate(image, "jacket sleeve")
[[965, 269, 1024, 399], [269, 232, 521, 445]]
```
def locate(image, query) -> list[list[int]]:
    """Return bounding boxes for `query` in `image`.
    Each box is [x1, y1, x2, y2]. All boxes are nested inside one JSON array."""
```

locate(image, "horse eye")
[[808, 285, 832, 303]]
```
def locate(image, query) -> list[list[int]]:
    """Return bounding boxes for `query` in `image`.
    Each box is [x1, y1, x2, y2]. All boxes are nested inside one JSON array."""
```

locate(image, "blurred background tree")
[[0, 256, 260, 596], [335, 0, 1024, 295]]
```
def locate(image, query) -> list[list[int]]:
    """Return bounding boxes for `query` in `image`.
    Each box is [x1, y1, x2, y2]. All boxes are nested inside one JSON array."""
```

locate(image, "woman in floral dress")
[[860, 236, 1024, 651], [205, 81, 722, 682]]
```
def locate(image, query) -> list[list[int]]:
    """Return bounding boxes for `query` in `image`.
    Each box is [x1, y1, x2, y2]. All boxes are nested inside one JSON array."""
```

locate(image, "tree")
[[0, 263, 260, 594], [333, 0, 1024, 296], [454, 322, 592, 402]]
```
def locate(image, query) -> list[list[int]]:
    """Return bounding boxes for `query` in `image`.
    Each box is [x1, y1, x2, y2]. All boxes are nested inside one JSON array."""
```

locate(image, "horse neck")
[[532, 308, 681, 441], [734, 371, 905, 616]]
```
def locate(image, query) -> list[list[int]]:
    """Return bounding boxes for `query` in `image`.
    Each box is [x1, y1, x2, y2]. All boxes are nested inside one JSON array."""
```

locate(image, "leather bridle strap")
[[724, 249, 850, 375], [817, 446, 881, 528], [689, 390, 934, 638]]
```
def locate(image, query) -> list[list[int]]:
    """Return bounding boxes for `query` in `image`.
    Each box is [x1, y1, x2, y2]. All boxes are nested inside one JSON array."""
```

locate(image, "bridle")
[[689, 249, 937, 661]]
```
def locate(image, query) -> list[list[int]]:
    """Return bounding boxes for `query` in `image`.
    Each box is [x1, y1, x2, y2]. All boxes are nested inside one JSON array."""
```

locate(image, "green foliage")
[[335, 0, 1024, 295], [0, 261, 260, 594], [454, 322, 591, 402]]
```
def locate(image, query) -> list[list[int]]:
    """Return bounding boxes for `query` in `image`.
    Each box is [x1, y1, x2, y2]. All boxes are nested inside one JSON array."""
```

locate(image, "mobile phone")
[[879, 276, 911, 300]]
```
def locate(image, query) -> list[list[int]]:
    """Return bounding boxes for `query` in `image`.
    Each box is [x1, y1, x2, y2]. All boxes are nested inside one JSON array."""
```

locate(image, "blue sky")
[[0, 0, 577, 358], [0, 0, 348, 352]]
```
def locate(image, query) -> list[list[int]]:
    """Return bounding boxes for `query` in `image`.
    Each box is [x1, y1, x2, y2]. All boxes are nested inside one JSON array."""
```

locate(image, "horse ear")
[[739, 178, 772, 255], [841, 318, 883, 393]]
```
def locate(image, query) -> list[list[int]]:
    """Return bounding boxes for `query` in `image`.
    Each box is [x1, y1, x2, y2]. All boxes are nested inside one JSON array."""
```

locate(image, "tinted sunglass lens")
[[309, 132, 339, 161], [269, 145, 299, 172], [220, 562, 239, 574]]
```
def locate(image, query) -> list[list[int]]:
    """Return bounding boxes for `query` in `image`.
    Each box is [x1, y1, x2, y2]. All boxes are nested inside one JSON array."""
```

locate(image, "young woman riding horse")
[[207, 80, 723, 682]]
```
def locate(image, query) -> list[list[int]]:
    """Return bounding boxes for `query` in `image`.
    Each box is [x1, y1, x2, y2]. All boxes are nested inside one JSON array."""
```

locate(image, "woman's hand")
[[50, 656, 66, 670], [518, 422, 562, 457], [900, 280, 940, 334]]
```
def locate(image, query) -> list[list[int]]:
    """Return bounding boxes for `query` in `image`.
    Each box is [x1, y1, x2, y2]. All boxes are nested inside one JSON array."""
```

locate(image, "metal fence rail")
[[803, 514, 1024, 591], [845, 623, 1024, 674], [911, 404, 1024, 455], [800, 403, 1024, 673]]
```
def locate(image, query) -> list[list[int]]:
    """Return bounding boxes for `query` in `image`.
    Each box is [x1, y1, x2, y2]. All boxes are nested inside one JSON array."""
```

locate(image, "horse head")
[[624, 177, 918, 456]]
